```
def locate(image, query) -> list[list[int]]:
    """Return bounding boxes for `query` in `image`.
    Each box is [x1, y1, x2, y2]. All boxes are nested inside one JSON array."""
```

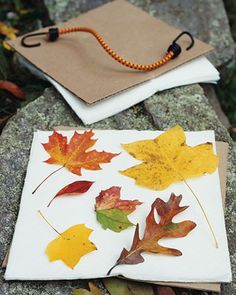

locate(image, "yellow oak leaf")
[[46, 224, 97, 269], [120, 125, 219, 190]]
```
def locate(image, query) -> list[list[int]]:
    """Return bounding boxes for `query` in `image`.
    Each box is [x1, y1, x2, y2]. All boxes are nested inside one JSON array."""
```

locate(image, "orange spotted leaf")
[[33, 130, 118, 194], [43, 130, 118, 175], [47, 180, 94, 207], [107, 193, 196, 274]]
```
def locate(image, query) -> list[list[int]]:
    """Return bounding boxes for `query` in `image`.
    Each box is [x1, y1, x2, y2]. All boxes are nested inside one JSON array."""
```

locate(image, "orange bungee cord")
[[21, 27, 194, 71]]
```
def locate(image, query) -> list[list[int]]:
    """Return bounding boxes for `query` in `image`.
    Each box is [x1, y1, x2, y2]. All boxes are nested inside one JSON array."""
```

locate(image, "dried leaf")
[[0, 80, 25, 99], [34, 130, 119, 194], [0, 22, 18, 39], [156, 286, 176, 295], [95, 186, 142, 232], [43, 130, 118, 176], [47, 180, 94, 207], [108, 193, 196, 274], [120, 125, 219, 190], [103, 278, 154, 295], [2, 40, 13, 51], [73, 282, 103, 295], [46, 224, 97, 269], [0, 22, 18, 50]]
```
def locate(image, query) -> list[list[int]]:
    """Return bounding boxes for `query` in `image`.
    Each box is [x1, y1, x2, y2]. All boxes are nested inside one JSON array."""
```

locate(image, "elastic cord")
[[58, 26, 175, 71]]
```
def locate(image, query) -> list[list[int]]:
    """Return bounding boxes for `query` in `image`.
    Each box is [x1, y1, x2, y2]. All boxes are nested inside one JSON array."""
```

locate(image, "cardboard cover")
[[10, 0, 213, 104]]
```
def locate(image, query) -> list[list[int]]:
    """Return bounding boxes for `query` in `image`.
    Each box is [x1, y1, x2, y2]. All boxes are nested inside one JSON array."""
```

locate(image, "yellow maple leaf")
[[46, 224, 97, 269], [120, 125, 219, 190], [0, 22, 18, 50]]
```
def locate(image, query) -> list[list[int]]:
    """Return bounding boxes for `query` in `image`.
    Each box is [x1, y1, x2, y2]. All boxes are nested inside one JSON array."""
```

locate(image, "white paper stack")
[[20, 56, 219, 125]]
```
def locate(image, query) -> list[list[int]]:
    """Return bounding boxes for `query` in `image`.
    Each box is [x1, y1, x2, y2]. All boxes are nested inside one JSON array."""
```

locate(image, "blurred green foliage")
[[0, 0, 51, 131]]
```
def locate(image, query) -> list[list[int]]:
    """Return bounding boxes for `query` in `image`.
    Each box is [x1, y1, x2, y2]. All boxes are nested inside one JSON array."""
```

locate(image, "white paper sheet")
[[5, 129, 231, 282], [20, 56, 219, 125], [47, 57, 219, 124]]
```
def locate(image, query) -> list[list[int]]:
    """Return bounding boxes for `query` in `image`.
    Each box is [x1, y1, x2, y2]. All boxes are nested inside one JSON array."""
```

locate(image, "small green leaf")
[[103, 278, 130, 295], [96, 208, 134, 232]]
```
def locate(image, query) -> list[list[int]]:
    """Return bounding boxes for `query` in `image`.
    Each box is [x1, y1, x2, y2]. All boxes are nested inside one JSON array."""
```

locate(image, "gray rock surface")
[[0, 85, 235, 294], [44, 0, 234, 67]]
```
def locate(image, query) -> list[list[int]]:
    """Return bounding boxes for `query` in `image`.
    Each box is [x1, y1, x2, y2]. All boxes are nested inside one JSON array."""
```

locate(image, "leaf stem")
[[183, 179, 218, 248], [107, 246, 143, 275], [47, 196, 57, 208], [32, 165, 65, 194], [38, 210, 62, 236], [107, 263, 118, 276], [157, 142, 218, 248]]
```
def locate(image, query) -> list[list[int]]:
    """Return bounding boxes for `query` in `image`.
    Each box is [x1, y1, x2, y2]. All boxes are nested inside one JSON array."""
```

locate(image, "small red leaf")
[[47, 180, 94, 207], [0, 80, 25, 100]]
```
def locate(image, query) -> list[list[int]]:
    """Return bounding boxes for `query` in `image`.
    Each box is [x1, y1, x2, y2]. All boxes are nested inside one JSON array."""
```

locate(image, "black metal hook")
[[167, 31, 194, 59], [172, 31, 195, 50], [21, 28, 59, 47], [21, 32, 48, 48]]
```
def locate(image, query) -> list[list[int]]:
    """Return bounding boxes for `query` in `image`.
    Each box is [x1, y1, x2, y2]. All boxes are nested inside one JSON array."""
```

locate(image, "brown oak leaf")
[[107, 193, 196, 274]]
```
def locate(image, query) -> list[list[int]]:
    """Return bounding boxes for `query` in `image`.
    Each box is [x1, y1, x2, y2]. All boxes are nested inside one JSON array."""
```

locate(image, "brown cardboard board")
[[2, 128, 228, 293], [10, 0, 213, 104]]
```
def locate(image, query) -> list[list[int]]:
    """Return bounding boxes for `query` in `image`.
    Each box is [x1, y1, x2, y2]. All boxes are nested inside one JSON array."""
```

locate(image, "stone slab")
[[0, 85, 235, 294]]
